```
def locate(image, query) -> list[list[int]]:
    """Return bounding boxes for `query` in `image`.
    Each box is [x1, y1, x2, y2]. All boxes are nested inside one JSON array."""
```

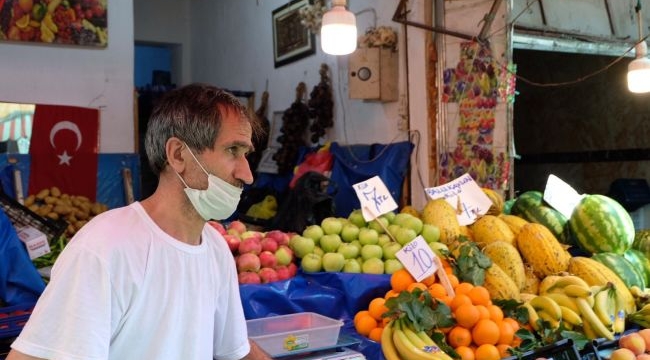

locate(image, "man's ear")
[[165, 137, 186, 172]]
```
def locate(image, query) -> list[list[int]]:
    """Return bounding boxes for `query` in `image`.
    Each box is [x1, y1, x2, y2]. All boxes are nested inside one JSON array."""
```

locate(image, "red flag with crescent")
[[28, 104, 99, 201]]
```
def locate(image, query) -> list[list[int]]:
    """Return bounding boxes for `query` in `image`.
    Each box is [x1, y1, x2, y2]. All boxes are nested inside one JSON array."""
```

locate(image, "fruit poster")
[[0, 0, 107, 46]]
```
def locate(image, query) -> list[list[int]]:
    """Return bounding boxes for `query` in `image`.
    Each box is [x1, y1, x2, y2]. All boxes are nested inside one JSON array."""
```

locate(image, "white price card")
[[353, 176, 398, 222], [396, 236, 438, 282], [424, 173, 493, 225], [544, 174, 585, 219]]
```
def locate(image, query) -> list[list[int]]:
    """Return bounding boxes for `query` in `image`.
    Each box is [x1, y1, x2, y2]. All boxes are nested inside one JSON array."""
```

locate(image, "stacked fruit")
[[608, 329, 650, 360], [210, 220, 298, 284], [288, 211, 444, 275], [355, 266, 524, 360]]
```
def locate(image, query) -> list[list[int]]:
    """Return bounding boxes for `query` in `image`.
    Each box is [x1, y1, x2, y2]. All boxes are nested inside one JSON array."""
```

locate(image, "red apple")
[[238, 271, 261, 284], [259, 267, 279, 283], [238, 238, 262, 255], [223, 234, 241, 253], [227, 220, 247, 234], [275, 265, 291, 280], [236, 253, 260, 273], [266, 230, 291, 246], [208, 221, 227, 235], [259, 251, 278, 269], [260, 237, 278, 253], [287, 262, 298, 277], [275, 245, 293, 266]]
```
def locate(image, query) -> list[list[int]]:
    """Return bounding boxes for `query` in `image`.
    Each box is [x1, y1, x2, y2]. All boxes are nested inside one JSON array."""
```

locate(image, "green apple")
[[384, 258, 404, 274], [368, 217, 389, 234], [428, 241, 449, 257], [313, 246, 324, 257], [320, 234, 342, 253], [421, 224, 441, 243], [395, 227, 418, 246], [340, 223, 360, 242], [322, 252, 345, 272], [290, 236, 316, 258], [302, 225, 324, 243], [377, 234, 392, 247], [362, 257, 385, 274], [321, 217, 344, 235], [382, 241, 402, 260], [358, 227, 379, 246], [387, 224, 402, 238], [337, 243, 360, 259], [347, 209, 367, 228], [393, 213, 414, 227], [301, 253, 322, 273], [382, 211, 396, 224], [360, 244, 383, 261], [403, 216, 424, 235], [343, 258, 362, 273], [350, 240, 362, 252]]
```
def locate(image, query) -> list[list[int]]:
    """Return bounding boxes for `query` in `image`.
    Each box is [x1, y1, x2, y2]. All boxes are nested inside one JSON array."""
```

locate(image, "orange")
[[368, 297, 388, 321], [421, 273, 437, 286], [354, 313, 377, 336], [450, 293, 472, 312], [497, 344, 512, 358], [368, 327, 383, 343], [439, 295, 454, 307], [454, 303, 480, 329], [384, 289, 400, 300], [487, 304, 504, 323], [390, 269, 416, 292], [498, 321, 515, 345], [354, 310, 370, 326], [503, 317, 520, 332], [447, 274, 460, 289], [407, 282, 428, 293], [475, 305, 490, 320], [474, 344, 500, 360], [467, 286, 491, 306], [448, 326, 472, 348], [454, 282, 474, 295], [428, 283, 447, 299], [472, 319, 500, 345], [455, 345, 475, 360]]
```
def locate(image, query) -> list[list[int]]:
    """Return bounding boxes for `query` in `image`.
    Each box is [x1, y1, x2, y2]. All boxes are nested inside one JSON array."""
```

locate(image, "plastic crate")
[[246, 312, 343, 357], [0, 303, 35, 339], [0, 188, 67, 245], [503, 338, 582, 360]]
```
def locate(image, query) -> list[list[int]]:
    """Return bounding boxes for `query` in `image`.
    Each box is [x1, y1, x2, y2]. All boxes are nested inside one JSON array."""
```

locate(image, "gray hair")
[[144, 83, 261, 176]]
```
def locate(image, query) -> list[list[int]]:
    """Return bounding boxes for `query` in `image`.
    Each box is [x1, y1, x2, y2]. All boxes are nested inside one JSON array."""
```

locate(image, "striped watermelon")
[[569, 194, 635, 254], [510, 191, 571, 244], [624, 249, 650, 287], [591, 252, 646, 288]]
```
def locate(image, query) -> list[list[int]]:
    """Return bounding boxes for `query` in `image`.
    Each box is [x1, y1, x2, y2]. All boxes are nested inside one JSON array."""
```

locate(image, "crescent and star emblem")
[[49, 120, 83, 166]]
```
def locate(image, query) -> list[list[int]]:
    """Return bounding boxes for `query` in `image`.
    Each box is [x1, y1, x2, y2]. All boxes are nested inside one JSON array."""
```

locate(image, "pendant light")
[[628, 0, 650, 93], [320, 0, 357, 55]]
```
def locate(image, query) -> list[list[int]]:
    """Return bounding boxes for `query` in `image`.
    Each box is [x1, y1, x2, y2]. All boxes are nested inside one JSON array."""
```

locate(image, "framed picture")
[[272, 0, 316, 68]]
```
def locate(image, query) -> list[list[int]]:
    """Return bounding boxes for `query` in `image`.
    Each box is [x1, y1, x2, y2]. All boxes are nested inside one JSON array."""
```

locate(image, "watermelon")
[[632, 229, 650, 256], [624, 249, 650, 287], [592, 252, 646, 288], [510, 191, 571, 244], [569, 194, 635, 254]]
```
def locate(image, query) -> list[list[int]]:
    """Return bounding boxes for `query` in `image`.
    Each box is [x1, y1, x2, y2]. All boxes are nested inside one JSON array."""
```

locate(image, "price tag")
[[396, 236, 438, 282], [424, 173, 493, 225], [544, 174, 585, 219], [353, 176, 398, 222]]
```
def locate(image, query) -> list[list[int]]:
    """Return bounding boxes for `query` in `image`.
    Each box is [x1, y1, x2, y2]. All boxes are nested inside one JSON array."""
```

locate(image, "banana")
[[381, 320, 401, 360], [545, 292, 580, 313], [575, 297, 615, 340], [402, 326, 452, 360], [559, 305, 583, 327], [581, 313, 598, 340], [612, 288, 628, 333], [537, 310, 561, 330], [415, 331, 454, 360], [393, 325, 440, 360], [562, 284, 593, 298], [547, 275, 591, 292], [592, 286, 615, 328], [529, 295, 562, 321], [522, 302, 541, 331]]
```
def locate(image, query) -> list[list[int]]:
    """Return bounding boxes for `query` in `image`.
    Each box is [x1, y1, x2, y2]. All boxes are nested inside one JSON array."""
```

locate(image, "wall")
[[0, 2, 135, 153]]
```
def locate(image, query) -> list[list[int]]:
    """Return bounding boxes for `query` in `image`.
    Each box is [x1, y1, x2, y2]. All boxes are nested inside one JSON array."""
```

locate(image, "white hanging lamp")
[[628, 1, 650, 93], [320, 0, 357, 55]]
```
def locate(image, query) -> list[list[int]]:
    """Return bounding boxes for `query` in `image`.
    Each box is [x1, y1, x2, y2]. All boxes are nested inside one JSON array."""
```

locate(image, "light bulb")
[[320, 4, 357, 55], [628, 42, 650, 93]]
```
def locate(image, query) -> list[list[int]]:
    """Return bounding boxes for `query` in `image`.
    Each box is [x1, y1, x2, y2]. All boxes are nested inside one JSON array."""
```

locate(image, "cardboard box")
[[17, 226, 51, 259], [348, 47, 399, 102]]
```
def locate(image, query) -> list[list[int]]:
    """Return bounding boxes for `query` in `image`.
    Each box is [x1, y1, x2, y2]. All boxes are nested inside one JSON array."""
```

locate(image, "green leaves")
[[384, 288, 455, 333], [451, 236, 492, 285]]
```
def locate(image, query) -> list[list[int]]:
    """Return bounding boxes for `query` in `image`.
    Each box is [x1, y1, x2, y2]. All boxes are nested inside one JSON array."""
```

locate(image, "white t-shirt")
[[11, 202, 250, 360]]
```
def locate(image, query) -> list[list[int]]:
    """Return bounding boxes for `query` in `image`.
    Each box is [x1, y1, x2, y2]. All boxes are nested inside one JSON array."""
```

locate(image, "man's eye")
[[227, 146, 249, 157]]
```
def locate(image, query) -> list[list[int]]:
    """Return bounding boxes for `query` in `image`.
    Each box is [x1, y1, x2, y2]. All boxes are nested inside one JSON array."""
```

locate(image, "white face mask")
[[175, 145, 243, 221]]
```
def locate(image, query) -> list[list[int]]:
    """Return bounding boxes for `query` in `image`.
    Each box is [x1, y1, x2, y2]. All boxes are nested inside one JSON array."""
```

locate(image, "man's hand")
[[241, 339, 272, 360]]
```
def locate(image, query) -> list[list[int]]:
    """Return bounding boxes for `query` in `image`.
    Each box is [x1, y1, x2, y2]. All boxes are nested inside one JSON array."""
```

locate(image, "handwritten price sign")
[[353, 176, 398, 221], [396, 236, 438, 282], [424, 173, 493, 225]]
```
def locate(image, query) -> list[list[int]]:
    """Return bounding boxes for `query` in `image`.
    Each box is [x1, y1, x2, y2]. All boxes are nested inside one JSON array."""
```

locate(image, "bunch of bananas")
[[524, 275, 626, 340], [630, 286, 650, 309], [382, 319, 453, 360], [627, 302, 650, 328], [245, 195, 278, 220]]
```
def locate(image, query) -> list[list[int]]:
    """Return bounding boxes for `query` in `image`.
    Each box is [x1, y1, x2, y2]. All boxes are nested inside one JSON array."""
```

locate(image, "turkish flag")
[[28, 104, 99, 201]]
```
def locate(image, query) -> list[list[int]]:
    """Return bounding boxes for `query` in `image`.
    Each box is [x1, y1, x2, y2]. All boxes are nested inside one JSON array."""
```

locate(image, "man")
[[8, 84, 272, 360]]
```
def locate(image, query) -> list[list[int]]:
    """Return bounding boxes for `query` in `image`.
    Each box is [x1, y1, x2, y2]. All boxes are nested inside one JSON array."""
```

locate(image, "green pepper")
[[32, 2, 46, 21]]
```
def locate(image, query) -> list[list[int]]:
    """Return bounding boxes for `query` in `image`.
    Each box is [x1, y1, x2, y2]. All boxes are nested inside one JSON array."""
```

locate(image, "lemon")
[[15, 14, 30, 29]]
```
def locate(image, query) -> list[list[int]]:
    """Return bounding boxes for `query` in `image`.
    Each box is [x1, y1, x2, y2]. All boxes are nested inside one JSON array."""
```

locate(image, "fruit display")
[[287, 210, 445, 275], [209, 220, 298, 284]]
